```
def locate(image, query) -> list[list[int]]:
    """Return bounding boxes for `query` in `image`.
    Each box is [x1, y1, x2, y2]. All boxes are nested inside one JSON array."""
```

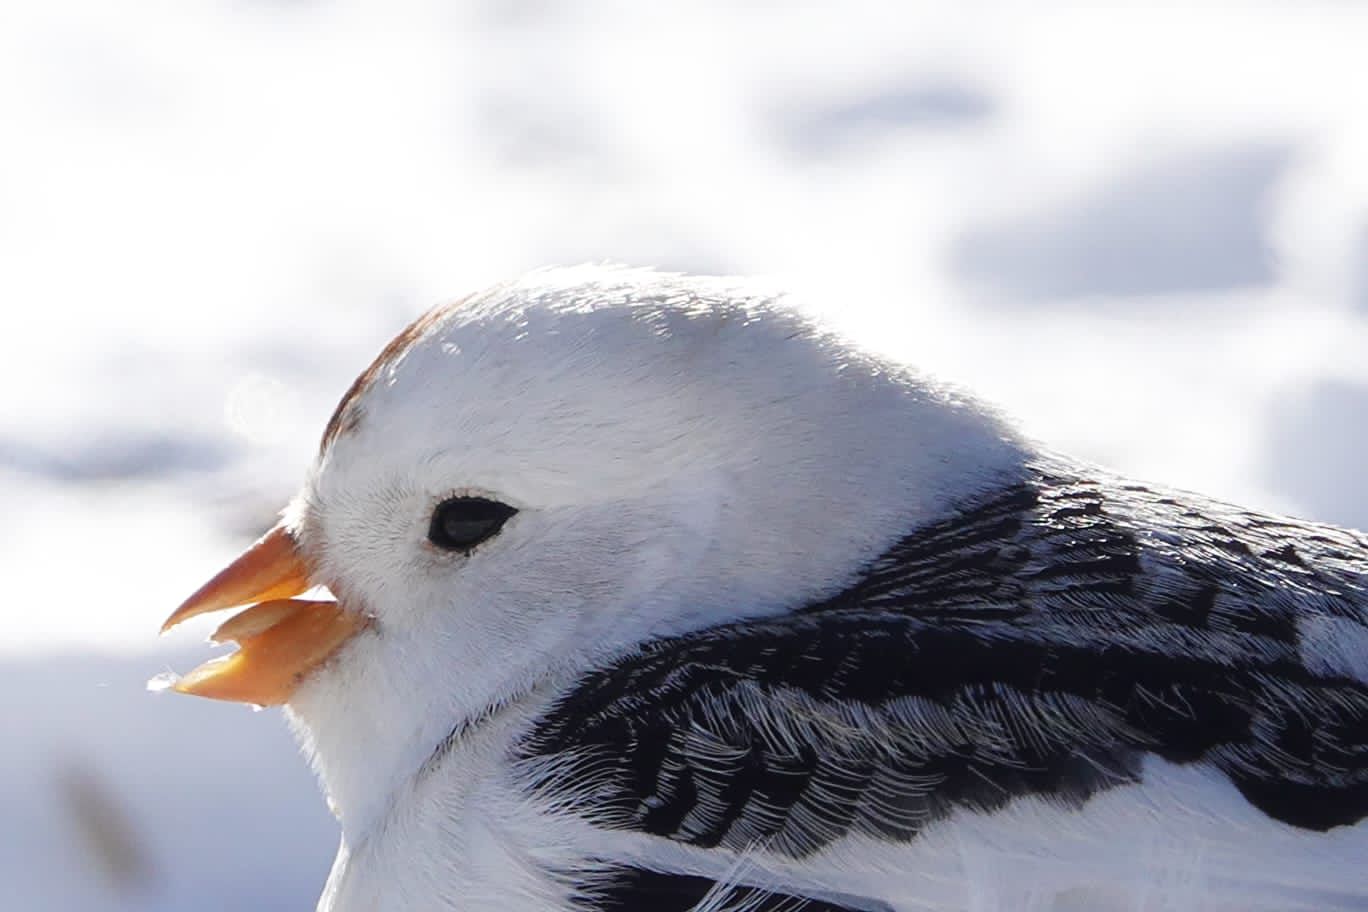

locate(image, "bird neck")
[[285, 622, 581, 843]]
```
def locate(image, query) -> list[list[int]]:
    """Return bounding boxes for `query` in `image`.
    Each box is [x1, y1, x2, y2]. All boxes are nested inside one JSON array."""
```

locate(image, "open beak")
[[159, 523, 367, 706]]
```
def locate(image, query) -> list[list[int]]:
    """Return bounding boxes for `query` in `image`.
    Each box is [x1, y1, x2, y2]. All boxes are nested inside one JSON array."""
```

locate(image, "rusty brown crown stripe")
[[320, 296, 471, 454]]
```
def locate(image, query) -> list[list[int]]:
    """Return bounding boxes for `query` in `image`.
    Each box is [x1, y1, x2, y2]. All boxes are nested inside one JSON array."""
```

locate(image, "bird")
[[160, 265, 1368, 912]]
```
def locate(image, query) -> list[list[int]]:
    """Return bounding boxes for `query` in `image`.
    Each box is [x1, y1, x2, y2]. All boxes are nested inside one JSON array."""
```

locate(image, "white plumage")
[[163, 266, 1368, 912]]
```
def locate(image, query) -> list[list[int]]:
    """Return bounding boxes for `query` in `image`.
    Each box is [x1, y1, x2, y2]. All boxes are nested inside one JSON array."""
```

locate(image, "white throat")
[[284, 625, 580, 841]]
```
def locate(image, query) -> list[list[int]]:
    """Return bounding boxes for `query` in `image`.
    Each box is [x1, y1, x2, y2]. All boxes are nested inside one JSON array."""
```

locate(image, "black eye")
[[428, 496, 517, 552]]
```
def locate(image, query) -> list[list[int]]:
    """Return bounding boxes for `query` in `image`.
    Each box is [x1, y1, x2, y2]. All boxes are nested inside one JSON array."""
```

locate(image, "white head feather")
[[282, 265, 1028, 840]]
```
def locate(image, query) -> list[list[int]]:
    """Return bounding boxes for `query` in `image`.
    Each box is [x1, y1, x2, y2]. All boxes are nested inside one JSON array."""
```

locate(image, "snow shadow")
[[0, 433, 234, 484], [1264, 379, 1368, 532], [950, 142, 1295, 305], [776, 79, 995, 158]]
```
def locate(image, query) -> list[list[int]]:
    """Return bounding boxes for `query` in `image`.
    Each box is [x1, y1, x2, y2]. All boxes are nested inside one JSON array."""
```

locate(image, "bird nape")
[[158, 265, 1368, 912]]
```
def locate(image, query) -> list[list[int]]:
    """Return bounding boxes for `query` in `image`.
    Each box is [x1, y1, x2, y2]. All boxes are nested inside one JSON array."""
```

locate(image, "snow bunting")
[[161, 266, 1368, 912]]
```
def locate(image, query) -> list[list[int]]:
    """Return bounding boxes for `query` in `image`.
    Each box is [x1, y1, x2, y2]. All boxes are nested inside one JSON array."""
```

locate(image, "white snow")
[[2, 1, 1367, 908]]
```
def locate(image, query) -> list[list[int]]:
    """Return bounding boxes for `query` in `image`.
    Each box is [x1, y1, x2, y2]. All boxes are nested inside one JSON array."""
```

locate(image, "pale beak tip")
[[159, 606, 193, 636]]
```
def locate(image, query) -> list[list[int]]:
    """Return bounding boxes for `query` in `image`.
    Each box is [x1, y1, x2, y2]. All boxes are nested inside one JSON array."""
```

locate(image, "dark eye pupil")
[[428, 497, 517, 551]]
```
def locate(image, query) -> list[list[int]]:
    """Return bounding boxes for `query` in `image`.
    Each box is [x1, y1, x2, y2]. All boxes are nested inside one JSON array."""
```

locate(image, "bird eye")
[[427, 496, 517, 552]]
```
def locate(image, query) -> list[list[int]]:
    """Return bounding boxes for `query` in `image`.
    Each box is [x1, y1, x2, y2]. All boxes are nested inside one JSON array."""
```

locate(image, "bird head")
[[159, 265, 1024, 834]]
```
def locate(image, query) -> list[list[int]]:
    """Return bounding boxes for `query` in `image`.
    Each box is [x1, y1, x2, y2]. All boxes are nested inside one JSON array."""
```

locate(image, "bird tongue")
[[158, 522, 367, 706]]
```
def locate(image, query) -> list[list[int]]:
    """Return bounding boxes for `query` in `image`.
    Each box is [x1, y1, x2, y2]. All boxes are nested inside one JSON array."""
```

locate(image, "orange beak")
[[159, 523, 367, 706]]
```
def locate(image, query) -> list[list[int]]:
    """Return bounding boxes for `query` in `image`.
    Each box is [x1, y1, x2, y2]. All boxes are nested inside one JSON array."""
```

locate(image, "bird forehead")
[[319, 296, 469, 455], [316, 269, 817, 463]]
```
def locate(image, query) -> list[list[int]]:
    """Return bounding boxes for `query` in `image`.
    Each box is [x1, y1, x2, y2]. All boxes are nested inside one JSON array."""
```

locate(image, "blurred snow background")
[[3, 1, 1367, 908]]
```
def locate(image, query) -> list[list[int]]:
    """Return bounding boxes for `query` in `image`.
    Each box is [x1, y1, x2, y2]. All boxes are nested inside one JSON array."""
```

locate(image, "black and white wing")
[[518, 468, 1368, 911]]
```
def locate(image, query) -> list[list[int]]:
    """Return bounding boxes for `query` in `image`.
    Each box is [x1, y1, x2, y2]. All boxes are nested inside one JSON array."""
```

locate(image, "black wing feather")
[[522, 467, 1368, 867], [590, 866, 875, 912]]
